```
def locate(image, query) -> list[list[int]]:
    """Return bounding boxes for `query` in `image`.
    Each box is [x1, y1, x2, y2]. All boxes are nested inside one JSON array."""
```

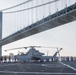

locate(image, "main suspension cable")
[[3, 0, 59, 14], [0, 0, 33, 11]]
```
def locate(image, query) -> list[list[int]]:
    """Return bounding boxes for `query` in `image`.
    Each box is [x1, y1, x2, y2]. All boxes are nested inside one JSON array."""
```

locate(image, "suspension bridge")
[[0, 0, 76, 56]]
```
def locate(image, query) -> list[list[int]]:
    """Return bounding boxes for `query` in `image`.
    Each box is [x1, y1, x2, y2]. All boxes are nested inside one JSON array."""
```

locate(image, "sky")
[[0, 0, 76, 56]]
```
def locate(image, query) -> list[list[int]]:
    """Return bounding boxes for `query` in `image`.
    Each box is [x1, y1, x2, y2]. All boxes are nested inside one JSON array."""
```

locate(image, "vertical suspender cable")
[[16, 7, 19, 32], [21, 5, 23, 29], [21, 5, 22, 29], [9, 15, 12, 34], [11, 13, 13, 34], [6, 14, 10, 36], [16, 11, 18, 32], [24, 3, 26, 28], [19, 6, 21, 31], [17, 7, 20, 31], [10, 13, 12, 35], [37, 0, 39, 21], [12, 13, 15, 33], [5, 14, 7, 37], [8, 14, 12, 35], [49, 0, 51, 15], [29, 2, 30, 25], [12, 13, 14, 33], [55, 0, 56, 12], [15, 12, 16, 33], [45, 0, 47, 17], [36, 0, 38, 21], [27, 3, 29, 26], [66, 0, 67, 7], [42, 0, 44, 18], [48, 0, 50, 15], [61, 0, 63, 9], [15, 8, 16, 32], [31, 0, 33, 24], [16, 8, 18, 31], [2, 14, 4, 38], [23, 4, 25, 28], [63, 0, 65, 7], [55, 0, 58, 12], [7, 14, 8, 36], [23, 5, 27, 28], [20, 5, 22, 29], [64, 0, 67, 7], [15, 12, 16, 32], [18, 8, 20, 31]]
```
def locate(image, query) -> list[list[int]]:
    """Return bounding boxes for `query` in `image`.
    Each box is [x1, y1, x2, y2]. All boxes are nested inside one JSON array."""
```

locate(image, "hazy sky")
[[0, 0, 76, 56]]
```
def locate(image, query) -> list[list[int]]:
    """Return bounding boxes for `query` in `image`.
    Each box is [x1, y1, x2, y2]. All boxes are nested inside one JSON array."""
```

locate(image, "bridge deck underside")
[[0, 4, 76, 46]]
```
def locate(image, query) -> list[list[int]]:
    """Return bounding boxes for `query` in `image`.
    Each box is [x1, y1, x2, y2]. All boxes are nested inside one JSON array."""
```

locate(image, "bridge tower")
[[0, 12, 2, 56]]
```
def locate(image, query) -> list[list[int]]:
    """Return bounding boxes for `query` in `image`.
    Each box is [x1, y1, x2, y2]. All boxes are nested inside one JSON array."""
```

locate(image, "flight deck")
[[0, 61, 76, 75]]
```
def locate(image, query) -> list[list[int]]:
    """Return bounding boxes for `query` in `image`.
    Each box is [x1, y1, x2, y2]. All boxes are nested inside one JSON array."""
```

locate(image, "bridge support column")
[[0, 12, 2, 56]]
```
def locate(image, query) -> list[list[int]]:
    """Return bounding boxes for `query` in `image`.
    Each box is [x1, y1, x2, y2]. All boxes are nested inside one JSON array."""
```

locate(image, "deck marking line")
[[0, 71, 76, 74], [59, 61, 76, 71], [0, 63, 17, 68]]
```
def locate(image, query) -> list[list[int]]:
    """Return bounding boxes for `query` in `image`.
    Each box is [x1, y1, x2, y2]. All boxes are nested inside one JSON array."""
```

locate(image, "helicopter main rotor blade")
[[4, 46, 63, 52], [4, 46, 41, 51], [4, 47, 27, 51], [40, 46, 62, 49]]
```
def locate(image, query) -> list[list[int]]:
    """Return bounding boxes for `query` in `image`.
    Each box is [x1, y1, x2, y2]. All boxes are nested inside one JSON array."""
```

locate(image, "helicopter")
[[4, 46, 63, 62]]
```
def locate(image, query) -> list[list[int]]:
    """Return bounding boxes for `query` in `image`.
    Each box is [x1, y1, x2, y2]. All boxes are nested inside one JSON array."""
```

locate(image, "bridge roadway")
[[0, 3, 76, 46]]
